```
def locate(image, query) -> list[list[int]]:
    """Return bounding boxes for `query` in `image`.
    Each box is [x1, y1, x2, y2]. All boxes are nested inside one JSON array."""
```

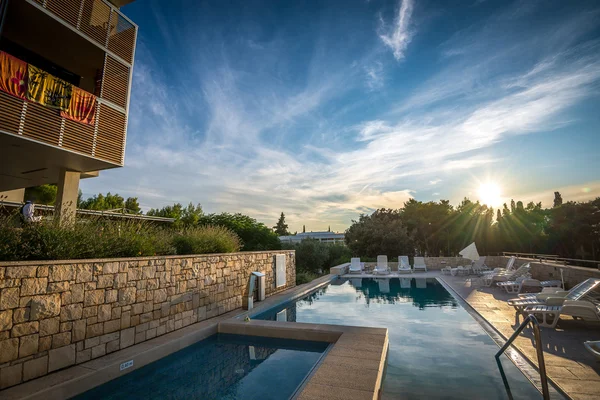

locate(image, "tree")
[[124, 197, 142, 214], [302, 225, 306, 233], [24, 185, 57, 205], [147, 202, 202, 227], [199, 213, 280, 251], [553, 192, 563, 208], [79, 193, 124, 211], [273, 212, 290, 236], [345, 209, 413, 257], [180, 203, 203, 226]]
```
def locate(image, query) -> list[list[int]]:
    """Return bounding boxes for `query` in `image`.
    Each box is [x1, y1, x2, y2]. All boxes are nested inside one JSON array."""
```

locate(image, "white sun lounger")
[[484, 256, 516, 275], [483, 263, 530, 287], [374, 255, 390, 275], [508, 278, 600, 312], [348, 257, 363, 273], [471, 257, 489, 274], [524, 300, 600, 328], [498, 278, 562, 294], [398, 256, 411, 274], [413, 257, 427, 272]]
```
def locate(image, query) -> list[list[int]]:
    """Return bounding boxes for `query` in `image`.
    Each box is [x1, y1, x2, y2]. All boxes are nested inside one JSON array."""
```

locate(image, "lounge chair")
[[348, 257, 363, 274], [398, 256, 411, 274], [482, 263, 530, 287], [524, 300, 600, 328], [471, 257, 489, 274], [498, 278, 561, 294], [484, 256, 516, 275], [441, 264, 452, 275], [584, 341, 600, 360], [374, 255, 390, 275], [508, 278, 600, 312], [413, 257, 427, 272]]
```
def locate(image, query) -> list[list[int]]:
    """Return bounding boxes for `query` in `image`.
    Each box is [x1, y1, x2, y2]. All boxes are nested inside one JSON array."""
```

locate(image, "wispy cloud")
[[378, 0, 415, 61], [429, 179, 441, 185]]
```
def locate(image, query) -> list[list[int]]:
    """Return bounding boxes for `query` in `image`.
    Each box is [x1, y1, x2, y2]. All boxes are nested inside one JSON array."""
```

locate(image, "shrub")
[[296, 271, 321, 285], [284, 239, 351, 275], [198, 213, 280, 251], [172, 225, 241, 255]]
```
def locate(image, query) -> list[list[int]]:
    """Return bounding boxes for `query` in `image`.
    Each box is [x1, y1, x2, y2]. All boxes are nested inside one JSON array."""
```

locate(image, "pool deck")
[[439, 273, 600, 400]]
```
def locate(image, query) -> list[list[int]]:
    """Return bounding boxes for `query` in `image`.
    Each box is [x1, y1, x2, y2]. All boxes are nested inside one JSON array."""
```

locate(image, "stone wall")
[[0, 251, 295, 389]]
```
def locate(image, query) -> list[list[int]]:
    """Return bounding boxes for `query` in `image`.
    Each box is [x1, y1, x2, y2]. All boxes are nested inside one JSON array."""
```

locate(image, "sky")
[[81, 0, 600, 233]]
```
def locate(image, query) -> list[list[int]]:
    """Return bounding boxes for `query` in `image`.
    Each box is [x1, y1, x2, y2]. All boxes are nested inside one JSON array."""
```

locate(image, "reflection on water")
[[257, 278, 541, 400], [73, 334, 327, 400]]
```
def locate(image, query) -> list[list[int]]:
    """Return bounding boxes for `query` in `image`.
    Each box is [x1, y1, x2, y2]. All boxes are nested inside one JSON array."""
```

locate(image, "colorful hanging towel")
[[27, 64, 72, 111], [60, 86, 97, 125], [0, 51, 28, 99]]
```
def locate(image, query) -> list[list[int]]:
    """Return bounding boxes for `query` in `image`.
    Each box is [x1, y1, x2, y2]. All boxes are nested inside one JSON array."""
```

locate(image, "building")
[[0, 0, 137, 222], [279, 231, 345, 244]]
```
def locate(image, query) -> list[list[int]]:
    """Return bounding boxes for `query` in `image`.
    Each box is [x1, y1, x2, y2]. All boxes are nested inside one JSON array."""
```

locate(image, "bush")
[[198, 213, 280, 251], [284, 239, 351, 275], [296, 270, 321, 285], [172, 225, 241, 255]]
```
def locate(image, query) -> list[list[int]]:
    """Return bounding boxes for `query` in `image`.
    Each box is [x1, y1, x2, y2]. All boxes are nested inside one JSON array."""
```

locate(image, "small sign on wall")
[[276, 254, 286, 288]]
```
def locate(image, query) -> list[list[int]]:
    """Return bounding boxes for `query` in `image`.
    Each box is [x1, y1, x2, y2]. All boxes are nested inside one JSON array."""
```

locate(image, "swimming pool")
[[73, 334, 328, 400], [255, 277, 544, 399]]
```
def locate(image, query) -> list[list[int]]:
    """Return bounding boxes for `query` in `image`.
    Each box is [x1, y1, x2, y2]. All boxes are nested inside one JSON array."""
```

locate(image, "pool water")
[[256, 277, 542, 400], [73, 334, 328, 400]]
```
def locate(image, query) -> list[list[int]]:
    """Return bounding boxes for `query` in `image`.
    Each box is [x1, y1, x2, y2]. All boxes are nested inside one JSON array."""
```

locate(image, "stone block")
[[73, 320, 87, 342], [49, 265, 75, 282], [120, 311, 131, 329], [0, 310, 12, 331], [0, 363, 22, 389], [39, 336, 52, 352], [47, 281, 70, 293], [0, 287, 19, 310], [75, 264, 93, 283], [107, 339, 119, 353], [60, 303, 83, 322], [6, 266, 37, 279], [76, 348, 91, 364], [114, 273, 128, 288], [111, 307, 121, 320], [105, 290, 118, 304], [23, 355, 48, 382], [91, 343, 106, 359], [157, 325, 166, 336], [60, 321, 72, 332], [104, 319, 120, 334], [36, 266, 48, 278], [128, 267, 142, 281], [0, 338, 19, 363], [120, 327, 135, 349], [97, 275, 114, 289], [142, 266, 156, 279], [48, 344, 75, 372], [19, 334, 39, 357], [118, 287, 136, 305], [86, 323, 103, 338], [83, 306, 97, 318], [135, 331, 145, 344], [21, 278, 48, 296], [30, 294, 61, 320], [12, 322, 39, 337], [52, 332, 71, 348], [153, 288, 167, 303], [132, 303, 144, 315], [39, 317, 60, 336], [13, 307, 30, 324], [84, 336, 99, 349], [84, 290, 105, 307], [71, 284, 84, 303], [100, 332, 119, 344], [140, 312, 152, 323], [98, 304, 112, 322]]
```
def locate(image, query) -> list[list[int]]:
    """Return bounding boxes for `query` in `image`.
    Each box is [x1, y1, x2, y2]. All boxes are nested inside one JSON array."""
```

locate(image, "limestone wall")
[[0, 251, 295, 389]]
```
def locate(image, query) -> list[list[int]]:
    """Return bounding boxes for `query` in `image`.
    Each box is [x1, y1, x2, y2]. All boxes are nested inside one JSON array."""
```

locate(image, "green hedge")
[[0, 214, 241, 261]]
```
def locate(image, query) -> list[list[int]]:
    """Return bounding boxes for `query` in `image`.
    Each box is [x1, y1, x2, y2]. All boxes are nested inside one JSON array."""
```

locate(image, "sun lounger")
[[413, 257, 427, 272], [374, 255, 390, 275], [497, 277, 538, 294], [524, 300, 600, 328], [508, 278, 600, 312], [484, 256, 516, 275], [482, 263, 530, 287], [348, 257, 363, 274], [398, 256, 411, 274]]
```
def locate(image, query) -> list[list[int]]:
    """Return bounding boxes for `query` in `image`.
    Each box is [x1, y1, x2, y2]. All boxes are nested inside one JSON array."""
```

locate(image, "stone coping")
[[0, 250, 295, 266], [219, 320, 389, 400]]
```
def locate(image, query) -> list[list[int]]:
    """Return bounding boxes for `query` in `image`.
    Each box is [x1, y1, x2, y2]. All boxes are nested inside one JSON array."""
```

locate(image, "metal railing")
[[495, 314, 549, 400], [502, 252, 600, 269]]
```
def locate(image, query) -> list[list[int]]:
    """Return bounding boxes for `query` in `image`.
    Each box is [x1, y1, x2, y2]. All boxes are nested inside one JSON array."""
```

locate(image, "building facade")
[[279, 231, 346, 244], [0, 0, 137, 221]]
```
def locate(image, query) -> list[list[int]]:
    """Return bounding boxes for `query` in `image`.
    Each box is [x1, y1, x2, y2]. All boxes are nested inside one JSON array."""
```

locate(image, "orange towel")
[[0, 51, 28, 99], [27, 64, 72, 111], [61, 86, 97, 125]]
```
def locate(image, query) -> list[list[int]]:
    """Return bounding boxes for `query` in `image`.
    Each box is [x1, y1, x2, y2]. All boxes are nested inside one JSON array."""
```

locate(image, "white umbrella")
[[459, 242, 480, 261]]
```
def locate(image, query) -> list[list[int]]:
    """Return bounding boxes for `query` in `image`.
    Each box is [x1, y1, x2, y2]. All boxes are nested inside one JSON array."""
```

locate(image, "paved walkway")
[[440, 275, 600, 400]]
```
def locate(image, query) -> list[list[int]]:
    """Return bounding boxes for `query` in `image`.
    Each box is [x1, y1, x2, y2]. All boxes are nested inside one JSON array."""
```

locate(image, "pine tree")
[[302, 225, 306, 233], [273, 212, 290, 236], [553, 191, 563, 208]]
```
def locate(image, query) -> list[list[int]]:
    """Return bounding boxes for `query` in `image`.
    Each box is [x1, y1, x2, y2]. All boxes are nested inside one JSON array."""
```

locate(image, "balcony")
[[0, 0, 137, 191]]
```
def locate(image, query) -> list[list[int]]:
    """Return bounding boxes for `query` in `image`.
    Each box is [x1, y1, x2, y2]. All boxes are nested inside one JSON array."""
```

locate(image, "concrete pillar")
[[55, 169, 80, 225], [0, 188, 25, 202]]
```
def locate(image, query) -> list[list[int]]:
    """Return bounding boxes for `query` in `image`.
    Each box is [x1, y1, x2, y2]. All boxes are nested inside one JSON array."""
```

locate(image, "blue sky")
[[81, 0, 600, 232]]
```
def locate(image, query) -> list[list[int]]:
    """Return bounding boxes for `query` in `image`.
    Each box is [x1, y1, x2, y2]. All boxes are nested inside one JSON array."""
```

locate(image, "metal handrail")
[[495, 315, 549, 400], [502, 252, 600, 268]]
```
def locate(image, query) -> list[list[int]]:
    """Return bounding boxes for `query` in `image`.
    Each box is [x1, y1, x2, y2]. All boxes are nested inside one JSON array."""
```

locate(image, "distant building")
[[279, 231, 345, 244]]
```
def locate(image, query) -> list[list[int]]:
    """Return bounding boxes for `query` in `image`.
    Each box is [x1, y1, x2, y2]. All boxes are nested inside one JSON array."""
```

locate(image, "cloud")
[[379, 0, 415, 61], [365, 62, 384, 90], [429, 179, 441, 185]]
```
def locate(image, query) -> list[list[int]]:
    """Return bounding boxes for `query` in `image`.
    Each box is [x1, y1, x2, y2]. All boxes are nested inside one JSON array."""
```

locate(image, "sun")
[[478, 182, 502, 207]]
